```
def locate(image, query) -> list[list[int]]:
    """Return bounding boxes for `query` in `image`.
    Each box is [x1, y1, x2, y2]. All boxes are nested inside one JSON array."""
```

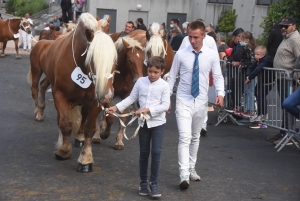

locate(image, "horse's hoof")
[[77, 163, 92, 173], [74, 139, 84, 148], [16, 56, 21, 59], [35, 118, 43, 122], [114, 144, 124, 150], [55, 153, 69, 160], [92, 138, 101, 144], [0, 54, 5, 58]]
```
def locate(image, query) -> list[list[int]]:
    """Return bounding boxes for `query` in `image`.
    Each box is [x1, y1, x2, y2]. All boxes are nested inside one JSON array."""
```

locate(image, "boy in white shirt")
[[107, 56, 170, 198]]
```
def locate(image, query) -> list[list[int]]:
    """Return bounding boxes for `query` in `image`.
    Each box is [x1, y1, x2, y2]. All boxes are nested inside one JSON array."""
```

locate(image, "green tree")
[[259, 0, 300, 46], [216, 9, 237, 44], [6, 0, 47, 16]]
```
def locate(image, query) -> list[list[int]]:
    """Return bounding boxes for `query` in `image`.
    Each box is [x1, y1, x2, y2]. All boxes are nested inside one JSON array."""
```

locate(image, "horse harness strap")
[[8, 20, 19, 35], [101, 105, 150, 140]]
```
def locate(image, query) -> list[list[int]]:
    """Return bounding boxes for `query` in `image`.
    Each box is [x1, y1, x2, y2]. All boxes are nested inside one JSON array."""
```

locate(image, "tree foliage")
[[6, 0, 47, 17], [259, 0, 300, 45], [216, 9, 237, 44]]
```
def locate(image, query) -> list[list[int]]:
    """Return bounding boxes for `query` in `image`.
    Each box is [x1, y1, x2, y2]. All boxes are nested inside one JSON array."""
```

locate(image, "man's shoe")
[[273, 139, 293, 146], [267, 133, 283, 142], [200, 128, 207, 136], [179, 175, 189, 189], [189, 168, 201, 181], [139, 181, 149, 196], [149, 183, 161, 198]]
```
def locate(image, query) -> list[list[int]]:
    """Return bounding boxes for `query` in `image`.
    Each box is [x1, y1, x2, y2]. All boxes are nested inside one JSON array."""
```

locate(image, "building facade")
[[86, 0, 282, 38]]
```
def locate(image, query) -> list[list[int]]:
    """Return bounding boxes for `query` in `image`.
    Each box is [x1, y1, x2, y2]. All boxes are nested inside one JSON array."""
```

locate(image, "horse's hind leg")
[[72, 106, 84, 147], [14, 39, 21, 59], [37, 77, 50, 119], [115, 114, 126, 150]]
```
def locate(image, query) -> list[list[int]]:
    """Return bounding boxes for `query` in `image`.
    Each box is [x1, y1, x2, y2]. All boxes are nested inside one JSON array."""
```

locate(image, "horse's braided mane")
[[115, 36, 144, 52], [145, 22, 166, 58]]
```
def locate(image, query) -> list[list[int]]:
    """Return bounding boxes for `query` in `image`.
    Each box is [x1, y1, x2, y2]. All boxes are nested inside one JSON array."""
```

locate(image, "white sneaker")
[[179, 175, 189, 189], [189, 168, 201, 181]]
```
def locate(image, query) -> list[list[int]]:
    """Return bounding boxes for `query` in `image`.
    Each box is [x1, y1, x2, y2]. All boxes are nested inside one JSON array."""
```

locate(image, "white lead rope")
[[101, 105, 150, 140]]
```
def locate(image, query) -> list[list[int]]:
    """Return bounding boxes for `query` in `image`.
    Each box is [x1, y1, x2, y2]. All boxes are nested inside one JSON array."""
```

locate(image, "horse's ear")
[[162, 33, 166, 41], [107, 15, 111, 23], [85, 29, 94, 42], [146, 31, 151, 41], [96, 15, 100, 21], [122, 38, 130, 48]]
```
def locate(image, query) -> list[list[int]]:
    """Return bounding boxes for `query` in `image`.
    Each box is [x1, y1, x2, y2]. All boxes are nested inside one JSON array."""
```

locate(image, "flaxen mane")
[[115, 36, 144, 52]]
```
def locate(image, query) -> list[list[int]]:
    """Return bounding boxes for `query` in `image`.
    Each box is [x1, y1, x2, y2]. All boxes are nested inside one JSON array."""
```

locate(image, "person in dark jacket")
[[135, 18, 147, 31], [266, 22, 283, 57], [246, 46, 274, 122], [169, 27, 184, 52], [61, 0, 72, 23]]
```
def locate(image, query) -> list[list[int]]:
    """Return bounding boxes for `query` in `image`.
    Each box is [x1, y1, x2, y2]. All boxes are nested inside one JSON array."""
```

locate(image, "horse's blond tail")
[[27, 67, 32, 84]]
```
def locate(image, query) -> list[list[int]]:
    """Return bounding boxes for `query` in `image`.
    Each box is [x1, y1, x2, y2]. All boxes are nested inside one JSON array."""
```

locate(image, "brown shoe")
[[266, 133, 283, 142]]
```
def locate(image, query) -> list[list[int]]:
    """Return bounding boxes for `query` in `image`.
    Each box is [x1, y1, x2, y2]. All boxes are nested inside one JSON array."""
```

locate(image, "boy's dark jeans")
[[139, 123, 165, 184]]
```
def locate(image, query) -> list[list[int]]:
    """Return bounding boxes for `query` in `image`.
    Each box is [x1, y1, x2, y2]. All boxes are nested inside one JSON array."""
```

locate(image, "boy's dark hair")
[[147, 56, 165, 70], [171, 18, 179, 25]]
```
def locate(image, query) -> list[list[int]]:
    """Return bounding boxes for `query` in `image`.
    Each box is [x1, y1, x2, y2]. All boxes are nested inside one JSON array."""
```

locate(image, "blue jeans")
[[139, 123, 165, 184], [282, 88, 300, 120], [244, 77, 256, 112]]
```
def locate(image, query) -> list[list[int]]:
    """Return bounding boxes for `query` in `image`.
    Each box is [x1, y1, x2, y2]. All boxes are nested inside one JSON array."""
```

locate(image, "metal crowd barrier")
[[214, 61, 300, 152]]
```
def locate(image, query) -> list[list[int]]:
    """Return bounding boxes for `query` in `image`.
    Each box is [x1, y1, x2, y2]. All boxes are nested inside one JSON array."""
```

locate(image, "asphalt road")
[[0, 54, 300, 201]]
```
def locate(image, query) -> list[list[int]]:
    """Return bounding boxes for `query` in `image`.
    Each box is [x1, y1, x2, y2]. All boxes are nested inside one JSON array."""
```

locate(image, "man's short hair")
[[147, 56, 166, 70], [255, 46, 267, 55], [137, 18, 143, 24], [126, 21, 134, 28], [189, 20, 205, 32], [171, 18, 179, 25]]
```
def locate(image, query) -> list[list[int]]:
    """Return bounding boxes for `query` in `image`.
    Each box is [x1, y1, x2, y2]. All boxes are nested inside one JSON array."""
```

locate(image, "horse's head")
[[79, 13, 117, 103], [116, 37, 145, 82], [97, 15, 111, 34], [144, 23, 167, 61], [20, 18, 31, 34]]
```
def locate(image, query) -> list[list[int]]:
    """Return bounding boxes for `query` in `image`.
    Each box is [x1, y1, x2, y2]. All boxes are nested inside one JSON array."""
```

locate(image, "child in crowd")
[[246, 46, 274, 123], [107, 56, 170, 198], [238, 31, 256, 117]]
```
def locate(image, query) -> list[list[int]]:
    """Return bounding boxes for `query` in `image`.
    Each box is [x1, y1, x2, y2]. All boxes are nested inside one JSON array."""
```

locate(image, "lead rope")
[[100, 104, 150, 140]]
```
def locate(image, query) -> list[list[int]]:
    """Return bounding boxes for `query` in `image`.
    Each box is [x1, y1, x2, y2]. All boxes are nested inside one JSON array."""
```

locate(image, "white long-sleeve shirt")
[[116, 77, 170, 128], [167, 45, 225, 107], [179, 34, 218, 52]]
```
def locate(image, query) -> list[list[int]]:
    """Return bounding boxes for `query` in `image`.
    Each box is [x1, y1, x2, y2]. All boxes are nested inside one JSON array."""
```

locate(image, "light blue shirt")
[[116, 77, 170, 128], [167, 45, 225, 108]]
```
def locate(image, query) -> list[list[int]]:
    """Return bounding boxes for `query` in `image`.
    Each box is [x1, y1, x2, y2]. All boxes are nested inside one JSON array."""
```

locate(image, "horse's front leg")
[[77, 104, 100, 173], [0, 41, 7, 57], [14, 38, 21, 59], [114, 112, 128, 150], [54, 94, 72, 160], [71, 106, 84, 147]]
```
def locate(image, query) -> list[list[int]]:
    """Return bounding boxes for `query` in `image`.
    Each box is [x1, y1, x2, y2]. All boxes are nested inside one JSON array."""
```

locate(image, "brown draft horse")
[[39, 26, 62, 40], [28, 13, 117, 172], [97, 26, 174, 150], [0, 18, 31, 58], [91, 36, 145, 147]]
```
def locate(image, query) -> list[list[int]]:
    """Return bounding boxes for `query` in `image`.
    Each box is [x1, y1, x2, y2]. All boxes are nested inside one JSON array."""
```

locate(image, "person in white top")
[[167, 20, 224, 189], [178, 20, 218, 137], [107, 56, 170, 198], [21, 13, 33, 52]]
